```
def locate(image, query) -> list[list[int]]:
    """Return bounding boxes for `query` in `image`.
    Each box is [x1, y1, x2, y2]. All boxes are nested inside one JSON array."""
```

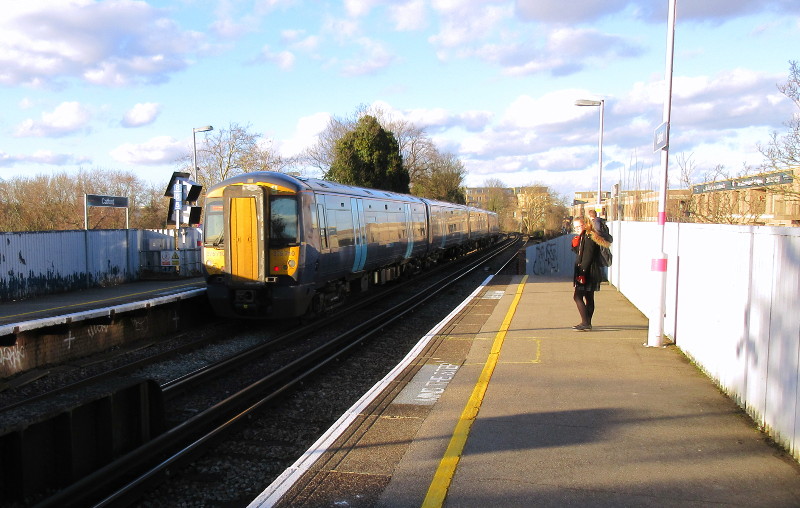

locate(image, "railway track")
[[24, 236, 522, 507]]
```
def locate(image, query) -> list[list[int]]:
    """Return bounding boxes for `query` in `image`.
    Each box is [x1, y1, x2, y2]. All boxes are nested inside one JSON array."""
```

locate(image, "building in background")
[[570, 168, 799, 226], [466, 185, 568, 236]]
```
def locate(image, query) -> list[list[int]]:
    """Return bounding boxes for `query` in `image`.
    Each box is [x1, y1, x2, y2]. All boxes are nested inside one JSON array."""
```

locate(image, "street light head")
[[575, 99, 602, 107], [193, 125, 213, 133]]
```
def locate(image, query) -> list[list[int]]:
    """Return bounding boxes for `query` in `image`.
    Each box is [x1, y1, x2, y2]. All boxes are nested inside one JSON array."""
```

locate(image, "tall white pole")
[[597, 100, 604, 210], [647, 0, 677, 348], [192, 130, 198, 183]]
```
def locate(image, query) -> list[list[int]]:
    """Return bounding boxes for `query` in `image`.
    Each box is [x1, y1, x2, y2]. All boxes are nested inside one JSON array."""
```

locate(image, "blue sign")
[[654, 122, 669, 152], [86, 194, 128, 208]]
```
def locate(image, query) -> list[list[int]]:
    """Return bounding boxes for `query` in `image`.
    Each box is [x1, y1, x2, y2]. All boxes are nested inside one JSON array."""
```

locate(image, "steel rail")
[[161, 236, 519, 396]]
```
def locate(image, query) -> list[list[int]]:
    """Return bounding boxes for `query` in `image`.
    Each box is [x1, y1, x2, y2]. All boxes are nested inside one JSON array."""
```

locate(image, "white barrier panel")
[[0, 228, 202, 300], [611, 221, 800, 460]]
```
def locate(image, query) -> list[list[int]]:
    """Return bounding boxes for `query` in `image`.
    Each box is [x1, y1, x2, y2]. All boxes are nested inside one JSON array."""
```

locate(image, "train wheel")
[[310, 293, 325, 316]]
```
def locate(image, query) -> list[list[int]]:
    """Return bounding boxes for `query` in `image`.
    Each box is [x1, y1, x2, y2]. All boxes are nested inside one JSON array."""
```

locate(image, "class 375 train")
[[201, 171, 500, 319]]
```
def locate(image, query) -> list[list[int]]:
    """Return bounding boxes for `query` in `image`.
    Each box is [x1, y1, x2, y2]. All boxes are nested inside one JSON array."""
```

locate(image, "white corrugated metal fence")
[[527, 222, 800, 461]]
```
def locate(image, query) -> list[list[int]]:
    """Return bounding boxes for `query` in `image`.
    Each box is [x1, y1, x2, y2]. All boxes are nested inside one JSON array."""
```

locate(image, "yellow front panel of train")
[[270, 247, 299, 277], [204, 247, 224, 275], [230, 197, 259, 281]]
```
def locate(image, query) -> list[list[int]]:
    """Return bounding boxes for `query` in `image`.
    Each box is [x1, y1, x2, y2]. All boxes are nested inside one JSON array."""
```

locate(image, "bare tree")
[[189, 122, 291, 190], [516, 185, 568, 238], [412, 151, 466, 203], [676, 155, 769, 225], [0, 169, 169, 231], [760, 61, 800, 171]]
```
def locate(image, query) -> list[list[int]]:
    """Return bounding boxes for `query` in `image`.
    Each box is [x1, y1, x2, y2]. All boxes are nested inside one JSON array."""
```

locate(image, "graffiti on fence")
[[0, 344, 25, 369], [531, 242, 560, 275]]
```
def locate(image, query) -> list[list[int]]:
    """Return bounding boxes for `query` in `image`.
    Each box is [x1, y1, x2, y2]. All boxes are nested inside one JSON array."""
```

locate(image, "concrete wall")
[[0, 228, 202, 301], [526, 222, 800, 460]]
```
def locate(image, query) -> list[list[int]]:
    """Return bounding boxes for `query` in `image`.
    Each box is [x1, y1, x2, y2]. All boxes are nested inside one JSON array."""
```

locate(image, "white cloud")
[[282, 30, 321, 52], [429, 1, 513, 53], [323, 16, 361, 41], [0, 149, 91, 168], [344, 0, 381, 17], [14, 101, 91, 137], [252, 45, 296, 70], [515, 0, 629, 24], [279, 112, 332, 159], [0, 1, 204, 88], [110, 136, 186, 165], [341, 38, 395, 76], [514, 0, 798, 24], [390, 0, 427, 31], [121, 102, 162, 128], [402, 107, 494, 132], [501, 90, 591, 129]]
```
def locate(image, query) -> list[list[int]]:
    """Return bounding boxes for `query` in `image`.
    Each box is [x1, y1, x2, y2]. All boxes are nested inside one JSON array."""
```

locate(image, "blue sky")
[[1, 0, 799, 198]]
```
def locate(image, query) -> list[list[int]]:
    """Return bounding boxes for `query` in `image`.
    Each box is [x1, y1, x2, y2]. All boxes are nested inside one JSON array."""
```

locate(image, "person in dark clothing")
[[571, 216, 609, 331]]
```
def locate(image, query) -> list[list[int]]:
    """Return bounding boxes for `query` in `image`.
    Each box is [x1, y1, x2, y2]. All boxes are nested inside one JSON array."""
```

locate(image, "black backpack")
[[598, 245, 613, 267]]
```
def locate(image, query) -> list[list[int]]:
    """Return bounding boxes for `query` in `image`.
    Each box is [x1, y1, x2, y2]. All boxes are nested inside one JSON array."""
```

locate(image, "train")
[[201, 171, 500, 319]]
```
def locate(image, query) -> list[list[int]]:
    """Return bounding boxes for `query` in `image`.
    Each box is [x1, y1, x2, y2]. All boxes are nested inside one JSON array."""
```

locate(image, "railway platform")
[[253, 275, 800, 507], [0, 278, 207, 378], [0, 277, 205, 331]]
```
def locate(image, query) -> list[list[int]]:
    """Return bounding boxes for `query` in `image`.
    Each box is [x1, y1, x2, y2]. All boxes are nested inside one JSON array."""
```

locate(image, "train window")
[[203, 199, 224, 246], [317, 204, 329, 249], [270, 196, 299, 246]]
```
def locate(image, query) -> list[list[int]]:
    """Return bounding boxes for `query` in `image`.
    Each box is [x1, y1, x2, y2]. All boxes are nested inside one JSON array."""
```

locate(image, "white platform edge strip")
[[0, 288, 206, 336], [248, 275, 495, 508]]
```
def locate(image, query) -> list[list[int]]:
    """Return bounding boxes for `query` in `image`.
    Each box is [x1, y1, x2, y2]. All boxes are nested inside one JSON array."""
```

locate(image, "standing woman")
[[571, 216, 608, 331]]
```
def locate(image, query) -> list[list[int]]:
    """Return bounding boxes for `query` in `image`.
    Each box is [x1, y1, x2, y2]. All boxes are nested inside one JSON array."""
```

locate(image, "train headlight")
[[288, 260, 296, 268]]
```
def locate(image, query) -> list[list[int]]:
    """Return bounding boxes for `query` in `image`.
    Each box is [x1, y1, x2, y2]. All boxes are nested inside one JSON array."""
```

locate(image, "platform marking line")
[[247, 276, 496, 508], [421, 275, 528, 508], [462, 337, 542, 366], [0, 281, 203, 320], [500, 337, 541, 364]]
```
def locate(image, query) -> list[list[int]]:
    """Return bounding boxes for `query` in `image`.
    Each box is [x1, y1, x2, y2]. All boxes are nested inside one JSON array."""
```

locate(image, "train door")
[[403, 203, 414, 259], [350, 197, 367, 272], [224, 185, 265, 284]]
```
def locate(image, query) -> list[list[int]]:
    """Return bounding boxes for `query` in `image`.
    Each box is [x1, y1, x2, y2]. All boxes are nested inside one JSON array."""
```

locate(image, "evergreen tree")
[[326, 115, 410, 193]]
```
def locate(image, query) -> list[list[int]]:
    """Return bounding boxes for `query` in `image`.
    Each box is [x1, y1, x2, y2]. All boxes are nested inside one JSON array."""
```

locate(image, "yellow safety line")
[[0, 281, 203, 320], [421, 275, 528, 508]]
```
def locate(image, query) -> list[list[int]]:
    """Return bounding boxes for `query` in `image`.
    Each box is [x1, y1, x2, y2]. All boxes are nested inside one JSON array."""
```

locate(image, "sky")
[[1, 0, 799, 199]]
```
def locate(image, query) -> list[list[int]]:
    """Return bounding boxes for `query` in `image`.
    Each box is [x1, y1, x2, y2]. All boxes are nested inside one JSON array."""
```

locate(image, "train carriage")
[[202, 172, 441, 319], [424, 199, 469, 258]]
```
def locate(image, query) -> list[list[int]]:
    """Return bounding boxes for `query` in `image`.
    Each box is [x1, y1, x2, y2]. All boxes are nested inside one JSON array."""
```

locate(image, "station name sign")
[[86, 194, 129, 208], [691, 171, 794, 194]]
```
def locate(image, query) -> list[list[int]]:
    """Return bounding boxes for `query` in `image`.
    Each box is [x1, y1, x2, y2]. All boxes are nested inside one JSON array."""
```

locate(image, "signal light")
[[165, 171, 203, 226]]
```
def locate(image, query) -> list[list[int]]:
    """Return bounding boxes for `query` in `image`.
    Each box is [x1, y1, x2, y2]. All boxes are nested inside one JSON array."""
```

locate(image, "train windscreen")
[[270, 195, 299, 245], [204, 199, 224, 246]]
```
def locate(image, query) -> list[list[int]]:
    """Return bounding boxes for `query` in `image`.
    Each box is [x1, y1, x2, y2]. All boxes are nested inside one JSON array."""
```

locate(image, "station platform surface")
[[256, 275, 800, 507], [0, 277, 205, 332]]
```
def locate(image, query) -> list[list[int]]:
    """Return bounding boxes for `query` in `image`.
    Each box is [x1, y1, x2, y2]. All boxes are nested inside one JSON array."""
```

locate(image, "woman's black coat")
[[573, 232, 603, 292]]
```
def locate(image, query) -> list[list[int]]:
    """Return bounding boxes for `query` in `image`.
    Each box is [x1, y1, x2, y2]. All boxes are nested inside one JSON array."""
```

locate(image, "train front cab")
[[203, 175, 315, 318]]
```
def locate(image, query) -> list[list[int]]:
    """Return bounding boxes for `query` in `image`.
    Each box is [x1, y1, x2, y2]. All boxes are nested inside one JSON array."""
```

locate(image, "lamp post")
[[575, 99, 605, 211], [192, 125, 213, 182], [648, 0, 678, 348]]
